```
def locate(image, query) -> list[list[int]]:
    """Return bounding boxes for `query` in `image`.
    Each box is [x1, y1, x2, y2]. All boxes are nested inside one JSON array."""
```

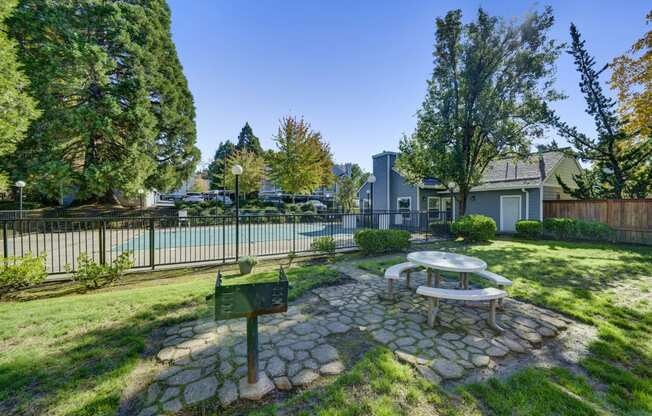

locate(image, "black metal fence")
[[1, 210, 452, 274]]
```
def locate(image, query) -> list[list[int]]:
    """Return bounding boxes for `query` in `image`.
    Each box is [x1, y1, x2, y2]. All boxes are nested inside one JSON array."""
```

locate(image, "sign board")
[[214, 269, 288, 321]]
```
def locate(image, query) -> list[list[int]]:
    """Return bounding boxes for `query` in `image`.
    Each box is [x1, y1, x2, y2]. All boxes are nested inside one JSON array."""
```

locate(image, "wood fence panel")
[[543, 199, 652, 245]]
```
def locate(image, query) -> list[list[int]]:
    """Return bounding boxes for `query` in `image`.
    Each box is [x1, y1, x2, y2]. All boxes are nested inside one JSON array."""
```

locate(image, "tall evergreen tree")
[[207, 140, 236, 190], [0, 0, 39, 192], [6, 0, 198, 202], [235, 122, 263, 155], [552, 24, 652, 199]]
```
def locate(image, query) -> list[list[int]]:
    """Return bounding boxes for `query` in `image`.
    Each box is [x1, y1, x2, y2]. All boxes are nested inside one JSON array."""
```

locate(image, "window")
[[397, 197, 411, 218], [427, 197, 441, 220]]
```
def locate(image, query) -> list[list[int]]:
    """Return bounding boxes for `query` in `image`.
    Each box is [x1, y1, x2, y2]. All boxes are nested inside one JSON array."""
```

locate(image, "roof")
[[372, 151, 398, 159]]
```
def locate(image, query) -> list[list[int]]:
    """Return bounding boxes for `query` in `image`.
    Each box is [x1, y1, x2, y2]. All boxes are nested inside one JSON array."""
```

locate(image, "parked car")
[[205, 191, 234, 206], [260, 195, 284, 207], [182, 193, 205, 203], [305, 199, 327, 211]]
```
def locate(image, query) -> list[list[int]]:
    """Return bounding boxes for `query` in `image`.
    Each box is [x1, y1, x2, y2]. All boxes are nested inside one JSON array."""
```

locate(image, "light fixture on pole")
[[137, 188, 145, 213], [367, 175, 376, 213], [232, 164, 243, 261], [448, 182, 455, 221], [15, 180, 26, 219]]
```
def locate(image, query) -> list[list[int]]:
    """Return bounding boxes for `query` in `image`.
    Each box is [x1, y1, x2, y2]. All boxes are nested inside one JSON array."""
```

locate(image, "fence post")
[[248, 216, 252, 256], [149, 217, 155, 270], [99, 221, 106, 265], [2, 221, 7, 258], [292, 215, 296, 253]]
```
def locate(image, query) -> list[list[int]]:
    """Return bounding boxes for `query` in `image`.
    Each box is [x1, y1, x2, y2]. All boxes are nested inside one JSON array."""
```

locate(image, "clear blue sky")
[[167, 0, 650, 172]]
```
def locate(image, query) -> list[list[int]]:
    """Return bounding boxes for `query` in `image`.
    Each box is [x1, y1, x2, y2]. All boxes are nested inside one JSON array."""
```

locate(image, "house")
[[357, 149, 581, 232], [260, 163, 354, 200]]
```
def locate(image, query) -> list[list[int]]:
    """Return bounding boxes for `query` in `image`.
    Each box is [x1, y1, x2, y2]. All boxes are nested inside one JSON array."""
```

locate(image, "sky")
[[167, 0, 651, 172]]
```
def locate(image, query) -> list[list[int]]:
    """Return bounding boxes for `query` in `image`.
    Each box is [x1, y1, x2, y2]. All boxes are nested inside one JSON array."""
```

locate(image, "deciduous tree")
[[267, 116, 334, 202], [335, 164, 368, 213], [396, 8, 562, 215], [225, 149, 265, 196]]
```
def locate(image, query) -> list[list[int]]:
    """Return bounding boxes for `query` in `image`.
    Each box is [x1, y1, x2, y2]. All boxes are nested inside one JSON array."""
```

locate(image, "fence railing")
[[1, 210, 452, 274]]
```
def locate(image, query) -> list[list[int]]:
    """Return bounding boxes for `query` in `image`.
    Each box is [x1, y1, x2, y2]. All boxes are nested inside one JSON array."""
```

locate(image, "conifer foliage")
[[5, 0, 199, 202]]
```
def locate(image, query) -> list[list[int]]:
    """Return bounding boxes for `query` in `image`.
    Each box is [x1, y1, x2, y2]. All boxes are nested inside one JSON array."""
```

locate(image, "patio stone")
[[239, 373, 275, 400], [136, 257, 584, 414]]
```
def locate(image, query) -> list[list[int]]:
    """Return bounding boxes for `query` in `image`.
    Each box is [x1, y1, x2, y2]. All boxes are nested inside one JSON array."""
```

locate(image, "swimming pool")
[[113, 222, 355, 251]]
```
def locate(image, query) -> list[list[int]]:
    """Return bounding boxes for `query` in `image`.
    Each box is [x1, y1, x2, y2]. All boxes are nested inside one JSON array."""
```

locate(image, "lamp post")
[[367, 175, 376, 228], [232, 164, 243, 261], [448, 182, 455, 222], [15, 181, 26, 219], [138, 188, 145, 214]]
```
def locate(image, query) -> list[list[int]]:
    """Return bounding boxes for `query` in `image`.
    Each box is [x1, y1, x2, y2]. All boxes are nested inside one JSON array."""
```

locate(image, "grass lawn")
[[0, 264, 339, 416], [354, 237, 652, 415]]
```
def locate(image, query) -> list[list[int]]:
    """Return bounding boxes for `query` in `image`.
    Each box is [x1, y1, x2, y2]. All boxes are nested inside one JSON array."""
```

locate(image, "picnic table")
[[406, 251, 487, 289]]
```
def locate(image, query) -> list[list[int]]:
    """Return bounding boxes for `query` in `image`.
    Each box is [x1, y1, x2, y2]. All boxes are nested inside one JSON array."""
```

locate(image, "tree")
[[611, 10, 652, 138], [224, 149, 265, 196], [235, 122, 263, 155], [267, 116, 334, 202], [551, 24, 652, 199], [6, 0, 198, 202], [207, 140, 236, 190], [335, 164, 368, 213], [396, 8, 562, 215], [0, 0, 39, 192]]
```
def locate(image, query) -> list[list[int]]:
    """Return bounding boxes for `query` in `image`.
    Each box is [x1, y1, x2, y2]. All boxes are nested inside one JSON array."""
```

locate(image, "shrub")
[[71, 252, 133, 289], [515, 220, 543, 239], [543, 217, 614, 242], [0, 253, 47, 294], [354, 229, 411, 255], [239, 256, 258, 267], [451, 215, 496, 242], [311, 236, 336, 258]]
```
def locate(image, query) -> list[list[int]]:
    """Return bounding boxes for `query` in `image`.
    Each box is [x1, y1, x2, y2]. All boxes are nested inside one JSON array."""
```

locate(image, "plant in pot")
[[238, 256, 258, 275]]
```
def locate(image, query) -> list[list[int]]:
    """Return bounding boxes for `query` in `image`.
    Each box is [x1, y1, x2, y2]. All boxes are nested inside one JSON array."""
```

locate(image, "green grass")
[[357, 256, 409, 276], [357, 237, 652, 414], [248, 346, 477, 416], [0, 264, 339, 416]]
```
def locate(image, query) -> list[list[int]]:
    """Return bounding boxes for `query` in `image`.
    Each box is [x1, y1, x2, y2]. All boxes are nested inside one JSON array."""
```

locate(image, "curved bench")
[[416, 286, 507, 331], [473, 270, 512, 306], [384, 262, 417, 299]]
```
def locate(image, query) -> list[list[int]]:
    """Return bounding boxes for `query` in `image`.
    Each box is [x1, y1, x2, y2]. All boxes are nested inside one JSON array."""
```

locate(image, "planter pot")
[[239, 263, 254, 275]]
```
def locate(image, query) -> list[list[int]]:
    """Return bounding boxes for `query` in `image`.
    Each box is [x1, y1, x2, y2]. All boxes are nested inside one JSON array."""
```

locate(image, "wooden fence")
[[543, 199, 652, 245]]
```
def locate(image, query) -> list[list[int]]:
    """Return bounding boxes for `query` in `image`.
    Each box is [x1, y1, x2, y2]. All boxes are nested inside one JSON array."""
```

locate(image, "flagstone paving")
[[137, 260, 592, 415]]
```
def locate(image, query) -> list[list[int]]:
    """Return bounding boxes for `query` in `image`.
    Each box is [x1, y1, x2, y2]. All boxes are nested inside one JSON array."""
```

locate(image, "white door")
[[500, 196, 521, 232]]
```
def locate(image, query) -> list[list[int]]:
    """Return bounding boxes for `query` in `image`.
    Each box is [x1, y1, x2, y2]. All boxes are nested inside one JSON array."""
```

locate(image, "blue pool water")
[[113, 223, 355, 251]]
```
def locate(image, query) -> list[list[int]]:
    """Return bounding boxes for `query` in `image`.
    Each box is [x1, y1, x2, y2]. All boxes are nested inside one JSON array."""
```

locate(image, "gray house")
[[358, 149, 581, 232]]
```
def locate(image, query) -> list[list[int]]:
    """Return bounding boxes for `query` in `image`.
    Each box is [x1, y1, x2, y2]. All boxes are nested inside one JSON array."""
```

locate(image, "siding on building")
[[464, 188, 540, 229]]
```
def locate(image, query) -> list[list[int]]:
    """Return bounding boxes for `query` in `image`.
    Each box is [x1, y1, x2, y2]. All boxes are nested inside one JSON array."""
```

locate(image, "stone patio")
[[136, 260, 586, 415]]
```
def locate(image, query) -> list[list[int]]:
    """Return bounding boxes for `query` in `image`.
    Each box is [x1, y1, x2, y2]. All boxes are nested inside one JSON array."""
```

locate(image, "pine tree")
[[235, 122, 263, 155], [207, 141, 236, 190], [0, 0, 39, 192], [552, 24, 652, 199], [6, 0, 198, 202]]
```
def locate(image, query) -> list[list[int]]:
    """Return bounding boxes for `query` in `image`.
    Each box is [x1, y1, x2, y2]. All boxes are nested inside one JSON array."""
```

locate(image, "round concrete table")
[[407, 251, 487, 289]]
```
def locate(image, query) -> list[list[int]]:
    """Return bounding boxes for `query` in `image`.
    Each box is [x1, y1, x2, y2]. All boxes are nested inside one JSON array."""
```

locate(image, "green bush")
[[515, 220, 543, 239], [451, 215, 496, 242], [311, 236, 336, 257], [543, 217, 614, 242], [239, 256, 258, 267], [71, 252, 133, 289], [353, 229, 411, 255], [0, 253, 47, 294]]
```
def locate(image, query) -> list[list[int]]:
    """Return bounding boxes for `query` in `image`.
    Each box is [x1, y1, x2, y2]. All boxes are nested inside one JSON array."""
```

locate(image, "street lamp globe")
[[15, 180, 26, 188], [367, 174, 376, 184], [137, 188, 145, 195], [231, 164, 243, 176]]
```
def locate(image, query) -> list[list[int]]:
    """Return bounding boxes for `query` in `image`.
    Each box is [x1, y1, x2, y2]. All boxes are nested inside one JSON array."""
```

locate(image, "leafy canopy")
[[207, 140, 236, 190], [335, 164, 368, 213], [267, 116, 334, 199], [225, 149, 265, 196], [396, 8, 562, 214]]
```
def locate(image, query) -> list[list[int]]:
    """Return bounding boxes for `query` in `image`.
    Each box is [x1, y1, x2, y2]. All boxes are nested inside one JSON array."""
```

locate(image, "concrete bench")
[[473, 270, 512, 288], [416, 286, 507, 331], [384, 262, 418, 299]]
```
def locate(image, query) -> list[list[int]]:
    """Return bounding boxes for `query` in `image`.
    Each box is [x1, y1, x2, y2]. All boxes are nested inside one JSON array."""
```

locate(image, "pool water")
[[113, 222, 355, 251]]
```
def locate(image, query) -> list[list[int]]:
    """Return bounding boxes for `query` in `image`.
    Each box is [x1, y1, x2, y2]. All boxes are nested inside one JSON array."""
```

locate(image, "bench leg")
[[458, 272, 464, 289], [498, 286, 504, 307], [427, 268, 433, 287], [488, 299, 504, 332], [427, 298, 439, 328], [434, 269, 441, 287], [406, 271, 411, 289], [387, 280, 394, 300]]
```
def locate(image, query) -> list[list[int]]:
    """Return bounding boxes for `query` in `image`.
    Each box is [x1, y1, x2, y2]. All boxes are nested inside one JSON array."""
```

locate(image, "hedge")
[[515, 220, 543, 239], [451, 215, 496, 242], [353, 229, 411, 255], [543, 217, 614, 242]]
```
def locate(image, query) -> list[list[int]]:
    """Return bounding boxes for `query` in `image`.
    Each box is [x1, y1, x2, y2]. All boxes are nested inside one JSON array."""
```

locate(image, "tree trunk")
[[458, 188, 468, 217]]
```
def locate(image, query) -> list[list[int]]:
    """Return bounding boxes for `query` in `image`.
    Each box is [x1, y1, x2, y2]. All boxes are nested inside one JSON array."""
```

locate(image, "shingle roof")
[[470, 150, 566, 190]]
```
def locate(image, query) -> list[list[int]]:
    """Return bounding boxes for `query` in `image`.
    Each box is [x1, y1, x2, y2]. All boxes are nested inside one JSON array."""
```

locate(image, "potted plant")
[[238, 256, 258, 275]]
